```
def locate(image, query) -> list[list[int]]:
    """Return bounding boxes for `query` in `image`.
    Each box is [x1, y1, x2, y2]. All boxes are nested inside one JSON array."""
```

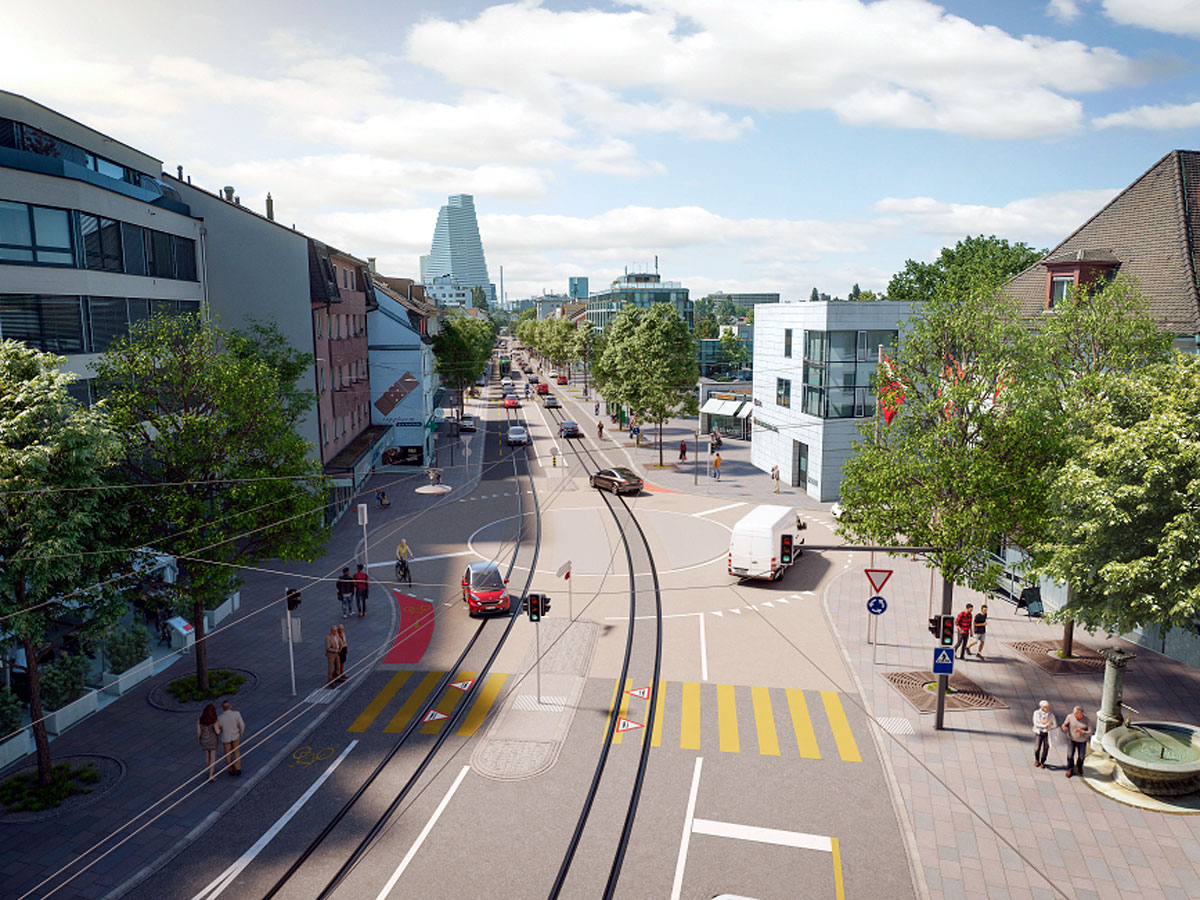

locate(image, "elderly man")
[[217, 700, 246, 777], [1062, 706, 1094, 778], [1031, 700, 1056, 769]]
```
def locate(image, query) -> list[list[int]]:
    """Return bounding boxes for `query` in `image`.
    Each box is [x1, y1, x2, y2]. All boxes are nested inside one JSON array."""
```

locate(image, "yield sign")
[[422, 709, 449, 723], [450, 679, 475, 691], [626, 686, 650, 700], [615, 717, 644, 733], [864, 568, 893, 593]]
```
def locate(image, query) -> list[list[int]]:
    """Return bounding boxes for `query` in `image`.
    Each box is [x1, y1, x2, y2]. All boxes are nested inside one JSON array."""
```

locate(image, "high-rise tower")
[[424, 194, 494, 303]]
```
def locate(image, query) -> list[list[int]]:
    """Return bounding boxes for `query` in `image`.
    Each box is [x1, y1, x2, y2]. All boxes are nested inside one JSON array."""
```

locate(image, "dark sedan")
[[589, 467, 643, 495], [559, 420, 581, 438]]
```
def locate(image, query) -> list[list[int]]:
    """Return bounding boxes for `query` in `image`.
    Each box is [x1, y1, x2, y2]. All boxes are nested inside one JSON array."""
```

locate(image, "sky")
[[3, 0, 1199, 302]]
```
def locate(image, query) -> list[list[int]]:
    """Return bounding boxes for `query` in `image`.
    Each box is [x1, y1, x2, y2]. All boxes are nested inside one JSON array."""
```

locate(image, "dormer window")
[[1049, 276, 1073, 309]]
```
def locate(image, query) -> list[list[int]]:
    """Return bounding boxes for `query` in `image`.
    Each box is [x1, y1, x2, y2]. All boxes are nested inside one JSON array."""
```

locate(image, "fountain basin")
[[1102, 722, 1200, 798]]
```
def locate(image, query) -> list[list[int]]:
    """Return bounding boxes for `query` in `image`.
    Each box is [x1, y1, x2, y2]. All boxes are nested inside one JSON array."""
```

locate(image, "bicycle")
[[395, 557, 411, 585]]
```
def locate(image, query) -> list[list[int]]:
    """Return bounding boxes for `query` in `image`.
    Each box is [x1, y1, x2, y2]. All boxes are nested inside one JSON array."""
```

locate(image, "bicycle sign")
[[291, 745, 334, 768]]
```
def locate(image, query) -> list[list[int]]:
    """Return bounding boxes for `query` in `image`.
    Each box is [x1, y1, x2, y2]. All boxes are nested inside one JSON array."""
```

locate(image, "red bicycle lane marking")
[[382, 591, 435, 665]]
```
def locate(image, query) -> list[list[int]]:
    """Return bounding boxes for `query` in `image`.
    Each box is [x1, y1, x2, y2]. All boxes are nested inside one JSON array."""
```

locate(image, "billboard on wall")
[[372, 368, 426, 441]]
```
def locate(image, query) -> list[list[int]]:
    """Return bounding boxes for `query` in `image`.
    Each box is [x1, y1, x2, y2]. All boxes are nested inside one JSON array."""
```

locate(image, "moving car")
[[589, 467, 644, 495], [543, 395, 560, 408], [527, 374, 539, 383], [504, 396, 520, 408], [460, 414, 477, 432], [501, 377, 513, 389], [556, 374, 569, 385], [521, 364, 532, 373], [507, 425, 529, 446], [536, 382, 549, 394], [728, 504, 804, 581], [461, 560, 511, 616], [559, 420, 581, 438]]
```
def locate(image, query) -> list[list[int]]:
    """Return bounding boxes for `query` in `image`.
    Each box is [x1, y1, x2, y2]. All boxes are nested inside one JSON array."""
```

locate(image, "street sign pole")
[[535, 613, 542, 705], [285, 607, 296, 697], [936, 574, 954, 731]]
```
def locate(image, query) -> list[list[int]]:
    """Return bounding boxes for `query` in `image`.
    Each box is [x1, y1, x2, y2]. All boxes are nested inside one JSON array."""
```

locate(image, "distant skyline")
[[3, 0, 1198, 301]]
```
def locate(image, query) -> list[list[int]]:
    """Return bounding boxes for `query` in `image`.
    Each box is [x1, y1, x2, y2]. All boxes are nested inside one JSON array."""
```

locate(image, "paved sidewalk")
[[0, 430, 471, 900]]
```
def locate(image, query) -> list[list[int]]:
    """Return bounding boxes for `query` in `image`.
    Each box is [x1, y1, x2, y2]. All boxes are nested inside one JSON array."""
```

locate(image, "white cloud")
[[407, 0, 1142, 139], [1046, 0, 1084, 24], [874, 188, 1119, 242], [1102, 0, 1200, 39], [1094, 99, 1200, 129]]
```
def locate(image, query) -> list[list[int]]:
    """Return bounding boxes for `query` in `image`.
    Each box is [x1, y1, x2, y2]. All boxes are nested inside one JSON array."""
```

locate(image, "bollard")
[[552, 454, 557, 467]]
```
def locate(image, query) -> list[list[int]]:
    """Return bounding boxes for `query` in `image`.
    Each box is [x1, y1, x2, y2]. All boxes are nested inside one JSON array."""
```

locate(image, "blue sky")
[[3, 0, 1198, 301]]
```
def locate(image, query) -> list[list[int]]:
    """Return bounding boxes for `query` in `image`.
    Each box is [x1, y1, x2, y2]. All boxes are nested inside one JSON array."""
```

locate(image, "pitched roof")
[[1002, 150, 1200, 335]]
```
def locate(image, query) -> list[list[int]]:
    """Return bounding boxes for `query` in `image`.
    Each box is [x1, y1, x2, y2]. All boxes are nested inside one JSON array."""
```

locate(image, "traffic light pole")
[[535, 614, 542, 705], [936, 574, 954, 731]]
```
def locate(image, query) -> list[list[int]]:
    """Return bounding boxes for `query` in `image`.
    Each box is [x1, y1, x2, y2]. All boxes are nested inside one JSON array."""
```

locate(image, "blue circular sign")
[[867, 596, 888, 615]]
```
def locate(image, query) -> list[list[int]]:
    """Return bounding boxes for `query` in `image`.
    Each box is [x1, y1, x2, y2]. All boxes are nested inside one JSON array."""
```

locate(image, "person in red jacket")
[[955, 604, 974, 660]]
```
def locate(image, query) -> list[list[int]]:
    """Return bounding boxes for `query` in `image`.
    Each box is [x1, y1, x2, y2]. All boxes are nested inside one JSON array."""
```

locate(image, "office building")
[[568, 276, 588, 299], [424, 193, 494, 303], [585, 270, 692, 330]]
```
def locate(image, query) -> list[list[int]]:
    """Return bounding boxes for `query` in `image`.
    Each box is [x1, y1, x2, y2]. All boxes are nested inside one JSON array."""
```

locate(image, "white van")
[[728, 505, 803, 581]]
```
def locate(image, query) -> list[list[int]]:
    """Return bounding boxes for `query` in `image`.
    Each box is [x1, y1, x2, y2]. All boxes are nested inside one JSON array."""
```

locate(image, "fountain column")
[[1094, 646, 1137, 752]]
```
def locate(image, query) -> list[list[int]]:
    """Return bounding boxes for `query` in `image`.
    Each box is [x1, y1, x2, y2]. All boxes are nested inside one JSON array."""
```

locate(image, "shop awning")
[[700, 397, 727, 414], [713, 399, 743, 416], [735, 402, 754, 419]]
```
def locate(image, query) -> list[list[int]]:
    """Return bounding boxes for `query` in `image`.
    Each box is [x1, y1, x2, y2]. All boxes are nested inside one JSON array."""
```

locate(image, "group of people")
[[325, 624, 350, 687], [196, 700, 246, 783], [954, 603, 989, 659], [335, 564, 370, 618], [1032, 701, 1094, 777]]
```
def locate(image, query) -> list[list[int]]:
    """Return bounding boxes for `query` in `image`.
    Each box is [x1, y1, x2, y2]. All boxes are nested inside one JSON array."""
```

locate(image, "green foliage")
[[849, 283, 861, 300], [0, 685, 23, 736], [104, 624, 150, 675], [693, 296, 714, 321], [694, 317, 718, 340], [1034, 354, 1200, 635], [39, 653, 91, 712], [226, 318, 317, 429], [433, 313, 496, 412], [0, 762, 99, 812], [886, 235, 1043, 304], [810, 287, 820, 303], [167, 668, 245, 702], [470, 285, 489, 310], [718, 330, 749, 370]]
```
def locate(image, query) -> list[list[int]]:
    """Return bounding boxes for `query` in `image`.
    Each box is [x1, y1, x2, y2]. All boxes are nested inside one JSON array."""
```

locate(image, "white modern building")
[[750, 301, 913, 501], [424, 194, 495, 304]]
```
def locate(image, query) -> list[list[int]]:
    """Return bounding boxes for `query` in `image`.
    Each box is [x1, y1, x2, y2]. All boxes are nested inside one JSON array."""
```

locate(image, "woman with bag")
[[336, 624, 348, 683], [197, 703, 222, 783]]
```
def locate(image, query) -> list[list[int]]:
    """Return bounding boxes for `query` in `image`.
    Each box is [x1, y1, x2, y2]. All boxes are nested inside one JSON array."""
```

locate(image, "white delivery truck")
[[728, 504, 804, 581]]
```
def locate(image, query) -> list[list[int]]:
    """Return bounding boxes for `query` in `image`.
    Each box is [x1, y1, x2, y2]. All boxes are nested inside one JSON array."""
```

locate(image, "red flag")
[[879, 355, 905, 425]]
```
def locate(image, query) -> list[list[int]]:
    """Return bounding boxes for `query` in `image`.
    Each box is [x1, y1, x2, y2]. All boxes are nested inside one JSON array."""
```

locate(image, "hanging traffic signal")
[[939, 615, 955, 646], [780, 534, 794, 565]]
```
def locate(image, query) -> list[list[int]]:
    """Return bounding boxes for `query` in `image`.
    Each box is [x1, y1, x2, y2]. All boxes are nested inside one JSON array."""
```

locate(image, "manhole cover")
[[881, 670, 1007, 714], [1005, 640, 1106, 675]]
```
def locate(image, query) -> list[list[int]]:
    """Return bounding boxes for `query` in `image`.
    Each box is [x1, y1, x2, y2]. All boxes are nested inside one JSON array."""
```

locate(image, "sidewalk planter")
[[100, 658, 153, 696], [0, 728, 34, 771], [205, 591, 239, 631], [45, 690, 99, 735]]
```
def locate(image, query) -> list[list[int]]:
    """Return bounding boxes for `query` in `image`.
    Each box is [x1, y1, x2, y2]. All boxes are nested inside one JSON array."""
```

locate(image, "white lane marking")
[[367, 550, 476, 569], [690, 818, 833, 853], [191, 741, 358, 900], [711, 610, 723, 617], [375, 765, 471, 900], [604, 612, 707, 681], [670, 756, 704, 900], [691, 502, 746, 518]]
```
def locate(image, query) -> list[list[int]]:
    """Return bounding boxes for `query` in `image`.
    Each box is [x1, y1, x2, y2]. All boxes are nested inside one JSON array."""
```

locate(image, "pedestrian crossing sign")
[[932, 648, 955, 674]]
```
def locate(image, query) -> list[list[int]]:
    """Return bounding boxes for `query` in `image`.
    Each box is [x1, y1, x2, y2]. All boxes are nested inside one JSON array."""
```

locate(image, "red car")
[[504, 395, 520, 408], [461, 561, 510, 616], [536, 382, 549, 394], [556, 374, 568, 385]]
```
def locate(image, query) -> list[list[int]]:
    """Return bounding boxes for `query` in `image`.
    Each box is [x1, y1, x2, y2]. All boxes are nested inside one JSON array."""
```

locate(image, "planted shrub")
[[167, 669, 245, 702], [105, 624, 150, 675], [0, 762, 99, 812], [0, 686, 22, 737], [39, 654, 91, 712]]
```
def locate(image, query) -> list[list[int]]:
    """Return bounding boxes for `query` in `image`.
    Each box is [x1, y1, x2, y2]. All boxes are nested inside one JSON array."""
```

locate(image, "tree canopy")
[[433, 312, 495, 414], [886, 235, 1043, 304]]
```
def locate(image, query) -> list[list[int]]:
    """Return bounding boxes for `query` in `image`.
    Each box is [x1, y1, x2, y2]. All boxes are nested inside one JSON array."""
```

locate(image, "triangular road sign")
[[422, 709, 449, 723], [615, 717, 644, 733], [626, 686, 650, 700], [450, 680, 474, 691], [865, 568, 893, 593], [934, 649, 953, 665]]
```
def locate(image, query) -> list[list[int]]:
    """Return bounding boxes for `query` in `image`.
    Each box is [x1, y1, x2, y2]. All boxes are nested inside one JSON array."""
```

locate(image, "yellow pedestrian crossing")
[[348, 670, 510, 738], [605, 680, 863, 761]]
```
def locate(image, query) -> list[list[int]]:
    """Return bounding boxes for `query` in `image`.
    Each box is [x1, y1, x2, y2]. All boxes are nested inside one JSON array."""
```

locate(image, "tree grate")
[[1004, 640, 1107, 675], [880, 670, 1008, 713]]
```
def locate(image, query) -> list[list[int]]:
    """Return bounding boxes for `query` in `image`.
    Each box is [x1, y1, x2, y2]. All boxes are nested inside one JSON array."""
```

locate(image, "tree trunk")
[[658, 419, 664, 467], [1061, 618, 1075, 659], [22, 633, 53, 787], [193, 596, 210, 692]]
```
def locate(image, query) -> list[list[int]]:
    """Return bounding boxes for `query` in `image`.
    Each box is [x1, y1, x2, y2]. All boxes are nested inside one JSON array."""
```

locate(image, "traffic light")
[[928, 615, 955, 645], [780, 534, 794, 565], [286, 588, 302, 612], [928, 616, 939, 638], [541, 595, 551, 616], [527, 593, 542, 623]]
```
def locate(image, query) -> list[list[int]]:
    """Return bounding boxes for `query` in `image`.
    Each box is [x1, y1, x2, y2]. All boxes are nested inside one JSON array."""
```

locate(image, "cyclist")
[[395, 539, 413, 584]]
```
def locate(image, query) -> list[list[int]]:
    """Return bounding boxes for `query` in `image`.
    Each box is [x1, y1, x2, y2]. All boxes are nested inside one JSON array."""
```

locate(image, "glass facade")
[[0, 199, 198, 280], [0, 294, 201, 354], [801, 328, 897, 419]]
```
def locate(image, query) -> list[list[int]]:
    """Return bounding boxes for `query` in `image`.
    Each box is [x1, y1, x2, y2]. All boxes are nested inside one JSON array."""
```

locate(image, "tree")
[[810, 287, 820, 303], [570, 321, 601, 396], [715, 298, 738, 323], [849, 283, 861, 301], [694, 317, 719, 340], [593, 305, 698, 466], [0, 342, 137, 785], [470, 285, 489, 311], [1034, 354, 1200, 635], [693, 296, 714, 322], [853, 289, 881, 302], [887, 235, 1043, 304], [226, 318, 317, 430], [719, 329, 749, 373], [93, 314, 330, 692], [434, 312, 495, 417]]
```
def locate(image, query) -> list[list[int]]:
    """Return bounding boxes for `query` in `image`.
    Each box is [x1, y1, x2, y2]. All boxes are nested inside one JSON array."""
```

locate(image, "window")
[[172, 236, 197, 281], [80, 214, 123, 272], [776, 377, 791, 409], [121, 222, 146, 276], [314, 312, 322, 338], [784, 328, 792, 358], [89, 297, 130, 351], [0, 295, 85, 352], [323, 423, 329, 445], [1050, 276, 1073, 308], [145, 229, 173, 278], [0, 201, 74, 265]]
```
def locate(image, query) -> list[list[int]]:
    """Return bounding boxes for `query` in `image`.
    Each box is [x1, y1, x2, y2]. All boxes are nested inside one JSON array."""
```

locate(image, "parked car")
[[559, 420, 581, 438], [507, 425, 529, 446], [504, 396, 520, 408], [536, 382, 549, 395], [461, 560, 511, 616], [543, 395, 560, 408], [589, 467, 644, 495], [460, 414, 477, 432]]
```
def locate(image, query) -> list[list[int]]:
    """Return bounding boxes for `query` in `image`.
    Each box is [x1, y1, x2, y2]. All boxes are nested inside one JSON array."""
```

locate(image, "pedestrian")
[[968, 604, 989, 657], [679, 440, 687, 462], [594, 401, 600, 416], [1031, 700, 1057, 768], [771, 464, 780, 493], [336, 567, 354, 619], [325, 626, 341, 687], [597, 421, 604, 439], [1062, 706, 1094, 778], [217, 700, 245, 777], [353, 564, 369, 618], [197, 703, 222, 783], [955, 603, 974, 659], [336, 624, 349, 683], [712, 453, 723, 481]]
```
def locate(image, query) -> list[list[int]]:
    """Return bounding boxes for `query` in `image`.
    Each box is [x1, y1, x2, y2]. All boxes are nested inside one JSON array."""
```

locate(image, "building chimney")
[[234, 195, 240, 206], [176, 165, 183, 180], [368, 257, 377, 273], [223, 186, 235, 202], [266, 193, 275, 221]]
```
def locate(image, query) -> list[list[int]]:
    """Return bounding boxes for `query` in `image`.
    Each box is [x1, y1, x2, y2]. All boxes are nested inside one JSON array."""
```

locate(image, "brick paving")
[[0, 431, 475, 900]]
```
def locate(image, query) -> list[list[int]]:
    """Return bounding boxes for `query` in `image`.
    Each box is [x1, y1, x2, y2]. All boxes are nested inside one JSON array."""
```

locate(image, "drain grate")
[[876, 716, 916, 736], [1005, 640, 1106, 675], [881, 670, 1008, 714]]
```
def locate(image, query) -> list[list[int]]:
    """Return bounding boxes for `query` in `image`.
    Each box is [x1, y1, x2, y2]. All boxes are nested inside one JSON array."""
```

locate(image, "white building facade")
[[750, 301, 912, 502]]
